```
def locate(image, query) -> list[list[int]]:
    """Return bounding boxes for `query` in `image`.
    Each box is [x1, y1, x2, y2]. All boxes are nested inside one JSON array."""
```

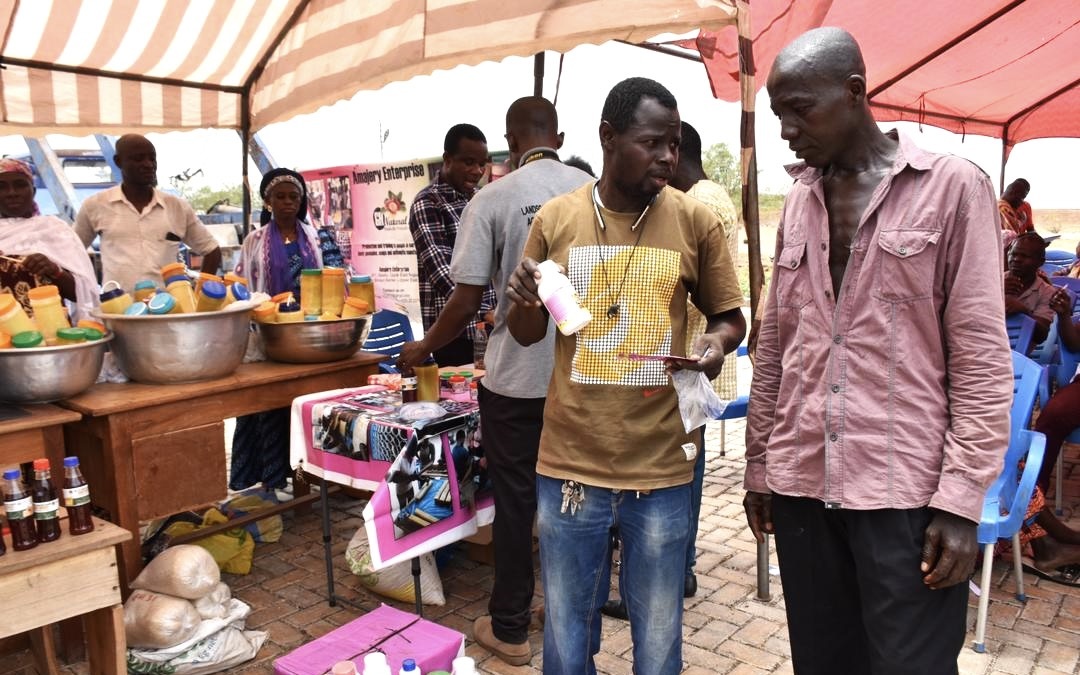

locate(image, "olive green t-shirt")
[[523, 183, 743, 489]]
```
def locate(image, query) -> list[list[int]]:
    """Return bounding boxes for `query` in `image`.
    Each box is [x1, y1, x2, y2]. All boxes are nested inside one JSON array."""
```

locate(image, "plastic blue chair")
[[361, 308, 414, 373], [1042, 249, 1076, 277], [1048, 327, 1080, 514], [1006, 314, 1036, 357], [1050, 277, 1080, 314]]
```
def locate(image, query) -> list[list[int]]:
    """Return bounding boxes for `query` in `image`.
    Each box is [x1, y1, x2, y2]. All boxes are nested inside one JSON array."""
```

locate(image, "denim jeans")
[[686, 428, 706, 575], [537, 475, 690, 675]]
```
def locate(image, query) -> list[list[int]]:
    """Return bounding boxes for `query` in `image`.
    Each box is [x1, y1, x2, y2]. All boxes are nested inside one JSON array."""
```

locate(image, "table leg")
[[28, 626, 61, 675], [321, 474, 337, 607], [84, 604, 125, 675]]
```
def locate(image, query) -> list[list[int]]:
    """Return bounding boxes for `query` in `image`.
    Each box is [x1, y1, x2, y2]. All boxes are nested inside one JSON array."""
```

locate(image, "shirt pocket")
[[774, 241, 810, 308], [873, 226, 942, 303]]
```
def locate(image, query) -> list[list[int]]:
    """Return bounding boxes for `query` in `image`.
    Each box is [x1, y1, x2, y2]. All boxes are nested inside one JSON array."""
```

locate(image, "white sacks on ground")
[[132, 544, 221, 599], [193, 582, 232, 619], [124, 590, 202, 649], [344, 526, 445, 605], [127, 595, 267, 675]]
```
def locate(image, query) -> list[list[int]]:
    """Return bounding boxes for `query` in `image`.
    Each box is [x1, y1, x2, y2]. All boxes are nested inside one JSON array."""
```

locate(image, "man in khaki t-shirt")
[[506, 77, 745, 675]]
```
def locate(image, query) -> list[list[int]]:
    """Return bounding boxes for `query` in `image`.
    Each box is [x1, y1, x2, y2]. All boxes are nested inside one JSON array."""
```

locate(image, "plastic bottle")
[[62, 456, 94, 535], [225, 282, 250, 306], [399, 658, 420, 675], [27, 285, 69, 344], [400, 365, 418, 403], [362, 652, 390, 675], [300, 269, 322, 316], [415, 357, 440, 401], [98, 280, 134, 315], [2, 468, 36, 551], [331, 661, 358, 675], [0, 293, 36, 336], [147, 292, 178, 315], [30, 458, 61, 543], [165, 274, 197, 313], [349, 274, 376, 311], [450, 657, 476, 675], [223, 272, 249, 288], [133, 280, 158, 302], [472, 321, 488, 370], [11, 330, 43, 348], [195, 280, 227, 312], [195, 272, 222, 295], [536, 260, 592, 335], [322, 267, 346, 317], [160, 262, 188, 282]]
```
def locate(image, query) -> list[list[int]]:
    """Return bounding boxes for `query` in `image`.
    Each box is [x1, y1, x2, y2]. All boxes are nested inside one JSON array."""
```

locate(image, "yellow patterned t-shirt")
[[523, 183, 743, 489]]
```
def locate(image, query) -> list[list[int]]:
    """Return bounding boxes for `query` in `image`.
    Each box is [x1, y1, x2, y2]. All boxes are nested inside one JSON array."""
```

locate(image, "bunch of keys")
[[560, 480, 584, 515]]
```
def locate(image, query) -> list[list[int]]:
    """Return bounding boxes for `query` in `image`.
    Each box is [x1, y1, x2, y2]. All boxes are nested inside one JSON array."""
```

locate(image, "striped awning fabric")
[[0, 0, 739, 135]]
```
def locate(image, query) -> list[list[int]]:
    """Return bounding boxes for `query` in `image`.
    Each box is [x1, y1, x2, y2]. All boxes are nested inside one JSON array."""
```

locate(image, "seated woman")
[[229, 168, 344, 492], [0, 158, 97, 320]]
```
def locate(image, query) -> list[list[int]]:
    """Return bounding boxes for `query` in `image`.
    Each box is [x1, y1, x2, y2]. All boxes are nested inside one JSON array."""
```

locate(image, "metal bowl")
[[95, 303, 252, 384], [257, 314, 373, 364], [0, 334, 113, 403]]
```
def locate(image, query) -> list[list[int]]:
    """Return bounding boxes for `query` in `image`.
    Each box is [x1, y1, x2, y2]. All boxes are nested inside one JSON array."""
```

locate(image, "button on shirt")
[[74, 186, 219, 293], [744, 132, 1012, 524]]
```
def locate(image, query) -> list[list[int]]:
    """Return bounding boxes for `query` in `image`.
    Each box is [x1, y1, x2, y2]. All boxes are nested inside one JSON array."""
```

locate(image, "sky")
[[1, 39, 1077, 208]]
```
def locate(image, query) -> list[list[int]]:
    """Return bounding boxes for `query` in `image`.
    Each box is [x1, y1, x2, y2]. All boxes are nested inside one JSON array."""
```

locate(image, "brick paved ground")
[[5, 419, 1080, 674]]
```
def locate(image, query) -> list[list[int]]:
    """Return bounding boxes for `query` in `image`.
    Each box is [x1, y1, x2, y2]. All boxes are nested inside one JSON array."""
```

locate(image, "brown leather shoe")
[[473, 615, 531, 666]]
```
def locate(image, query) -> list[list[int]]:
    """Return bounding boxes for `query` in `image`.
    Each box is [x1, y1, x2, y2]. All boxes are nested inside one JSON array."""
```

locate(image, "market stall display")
[[258, 314, 373, 364], [0, 333, 112, 403]]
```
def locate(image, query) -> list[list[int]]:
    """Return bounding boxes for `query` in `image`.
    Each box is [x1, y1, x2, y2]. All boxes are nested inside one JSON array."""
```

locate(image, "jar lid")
[[440, 372, 453, 379], [81, 327, 104, 340], [26, 284, 60, 300], [323, 267, 346, 276], [2, 468, 19, 479], [164, 274, 190, 285], [230, 283, 251, 301], [449, 375, 466, 383], [56, 327, 87, 341], [279, 301, 301, 312], [161, 262, 187, 275], [77, 319, 106, 331], [457, 371, 473, 377], [12, 330, 43, 348], [63, 456, 79, 467], [351, 274, 372, 283], [99, 287, 125, 301], [201, 280, 227, 299], [344, 297, 369, 311], [301, 268, 322, 276], [224, 273, 248, 285], [124, 302, 149, 316], [199, 272, 222, 282], [147, 293, 176, 314], [32, 458, 49, 470], [134, 279, 157, 291], [271, 291, 294, 304]]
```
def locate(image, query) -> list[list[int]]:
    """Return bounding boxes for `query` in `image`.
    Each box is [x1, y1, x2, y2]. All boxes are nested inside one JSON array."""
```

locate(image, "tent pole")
[[533, 53, 544, 96], [241, 92, 252, 237], [736, 0, 764, 338], [999, 128, 1008, 194]]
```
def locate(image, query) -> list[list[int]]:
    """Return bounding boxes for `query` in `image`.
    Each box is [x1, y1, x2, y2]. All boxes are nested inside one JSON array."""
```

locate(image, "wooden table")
[[0, 403, 82, 471], [60, 353, 385, 583], [0, 517, 130, 675]]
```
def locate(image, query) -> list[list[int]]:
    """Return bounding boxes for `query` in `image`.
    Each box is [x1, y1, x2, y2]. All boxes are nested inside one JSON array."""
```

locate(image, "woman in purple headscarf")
[[230, 168, 344, 492]]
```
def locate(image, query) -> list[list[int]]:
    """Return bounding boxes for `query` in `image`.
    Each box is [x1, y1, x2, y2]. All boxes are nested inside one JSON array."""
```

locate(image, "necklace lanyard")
[[518, 148, 560, 168], [591, 184, 654, 319]]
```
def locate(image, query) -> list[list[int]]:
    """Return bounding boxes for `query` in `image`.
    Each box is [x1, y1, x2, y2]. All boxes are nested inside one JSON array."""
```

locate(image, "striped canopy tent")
[[0, 0, 765, 313]]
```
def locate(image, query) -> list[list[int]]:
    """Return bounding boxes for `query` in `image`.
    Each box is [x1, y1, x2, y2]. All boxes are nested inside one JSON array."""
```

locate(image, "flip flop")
[[1021, 561, 1080, 587]]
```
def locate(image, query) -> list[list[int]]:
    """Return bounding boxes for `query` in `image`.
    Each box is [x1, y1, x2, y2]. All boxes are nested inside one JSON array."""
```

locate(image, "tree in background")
[[702, 142, 741, 201], [179, 184, 255, 214]]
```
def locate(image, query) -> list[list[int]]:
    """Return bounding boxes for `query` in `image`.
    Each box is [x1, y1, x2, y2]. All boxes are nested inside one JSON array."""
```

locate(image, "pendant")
[[607, 303, 620, 319]]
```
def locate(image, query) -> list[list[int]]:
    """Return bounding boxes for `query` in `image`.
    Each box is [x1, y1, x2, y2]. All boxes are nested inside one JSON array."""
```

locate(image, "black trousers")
[[434, 335, 474, 368], [478, 382, 545, 644], [772, 495, 967, 675]]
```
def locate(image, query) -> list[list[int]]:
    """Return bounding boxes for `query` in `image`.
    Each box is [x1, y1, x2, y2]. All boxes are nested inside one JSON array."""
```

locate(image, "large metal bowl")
[[96, 303, 252, 384], [0, 334, 113, 403], [257, 314, 373, 364]]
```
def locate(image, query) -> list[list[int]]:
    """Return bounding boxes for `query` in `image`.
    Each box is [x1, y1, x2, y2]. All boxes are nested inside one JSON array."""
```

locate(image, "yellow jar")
[[252, 301, 277, 323], [0, 332, 10, 349], [277, 301, 304, 323], [318, 311, 339, 321], [164, 274, 196, 313], [55, 327, 87, 345], [0, 293, 37, 336], [196, 280, 227, 312], [98, 280, 134, 315], [415, 361, 440, 401], [321, 267, 346, 317], [26, 285, 69, 345], [225, 282, 250, 307], [195, 272, 223, 295], [348, 275, 376, 312], [341, 297, 369, 318], [271, 291, 295, 306], [133, 280, 158, 302], [77, 319, 106, 334], [300, 269, 322, 316], [160, 262, 187, 282]]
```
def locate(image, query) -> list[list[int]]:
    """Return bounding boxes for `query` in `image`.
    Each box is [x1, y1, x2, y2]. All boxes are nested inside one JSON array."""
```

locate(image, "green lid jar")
[[81, 327, 105, 341], [12, 330, 43, 348], [55, 327, 88, 345]]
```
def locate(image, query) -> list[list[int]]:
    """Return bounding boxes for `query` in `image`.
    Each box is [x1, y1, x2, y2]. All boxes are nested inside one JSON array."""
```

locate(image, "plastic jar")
[[224, 272, 248, 287], [341, 297, 369, 318], [124, 302, 149, 316], [195, 272, 222, 295], [277, 301, 304, 322], [0, 293, 37, 336], [98, 281, 133, 315], [449, 375, 467, 395], [321, 267, 346, 317], [300, 269, 322, 316], [80, 327, 104, 341], [415, 359, 440, 401], [196, 280, 227, 312], [164, 274, 196, 313], [536, 260, 592, 335], [440, 372, 454, 394], [27, 285, 69, 345], [252, 301, 277, 323], [469, 380, 478, 401], [12, 330, 43, 348], [271, 291, 295, 306], [147, 292, 178, 315], [160, 262, 187, 282], [76, 319, 106, 334], [0, 332, 9, 348], [349, 275, 376, 311], [225, 282, 250, 306], [55, 327, 87, 345], [133, 280, 158, 302]]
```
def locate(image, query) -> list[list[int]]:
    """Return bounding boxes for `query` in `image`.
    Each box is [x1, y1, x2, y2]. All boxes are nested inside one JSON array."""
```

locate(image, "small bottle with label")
[[31, 458, 61, 543], [536, 260, 592, 335], [62, 456, 95, 535], [400, 365, 418, 403], [2, 468, 36, 551]]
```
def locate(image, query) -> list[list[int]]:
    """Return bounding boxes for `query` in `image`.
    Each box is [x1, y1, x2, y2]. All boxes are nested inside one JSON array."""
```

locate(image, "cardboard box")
[[273, 604, 464, 675]]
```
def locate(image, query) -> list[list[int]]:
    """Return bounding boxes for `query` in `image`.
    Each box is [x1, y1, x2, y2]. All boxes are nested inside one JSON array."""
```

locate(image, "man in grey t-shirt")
[[399, 96, 590, 665]]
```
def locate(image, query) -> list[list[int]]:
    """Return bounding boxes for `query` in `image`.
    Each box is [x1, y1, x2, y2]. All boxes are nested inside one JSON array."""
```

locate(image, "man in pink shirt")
[[743, 28, 1012, 673]]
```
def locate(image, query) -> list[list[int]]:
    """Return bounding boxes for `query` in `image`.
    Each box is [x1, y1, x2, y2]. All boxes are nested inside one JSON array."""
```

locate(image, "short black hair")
[[1013, 178, 1031, 192], [564, 155, 595, 177], [679, 121, 703, 166], [444, 123, 487, 155], [601, 77, 677, 132]]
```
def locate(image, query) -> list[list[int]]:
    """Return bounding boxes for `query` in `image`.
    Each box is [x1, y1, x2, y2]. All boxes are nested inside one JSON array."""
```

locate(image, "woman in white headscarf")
[[0, 157, 98, 320]]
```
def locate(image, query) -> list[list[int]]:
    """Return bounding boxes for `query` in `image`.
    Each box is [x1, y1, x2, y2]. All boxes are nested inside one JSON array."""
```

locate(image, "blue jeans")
[[686, 428, 706, 575], [537, 475, 690, 675]]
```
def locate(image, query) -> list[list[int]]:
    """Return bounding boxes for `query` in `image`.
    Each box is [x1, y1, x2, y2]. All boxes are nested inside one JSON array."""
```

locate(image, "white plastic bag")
[[671, 369, 730, 433]]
